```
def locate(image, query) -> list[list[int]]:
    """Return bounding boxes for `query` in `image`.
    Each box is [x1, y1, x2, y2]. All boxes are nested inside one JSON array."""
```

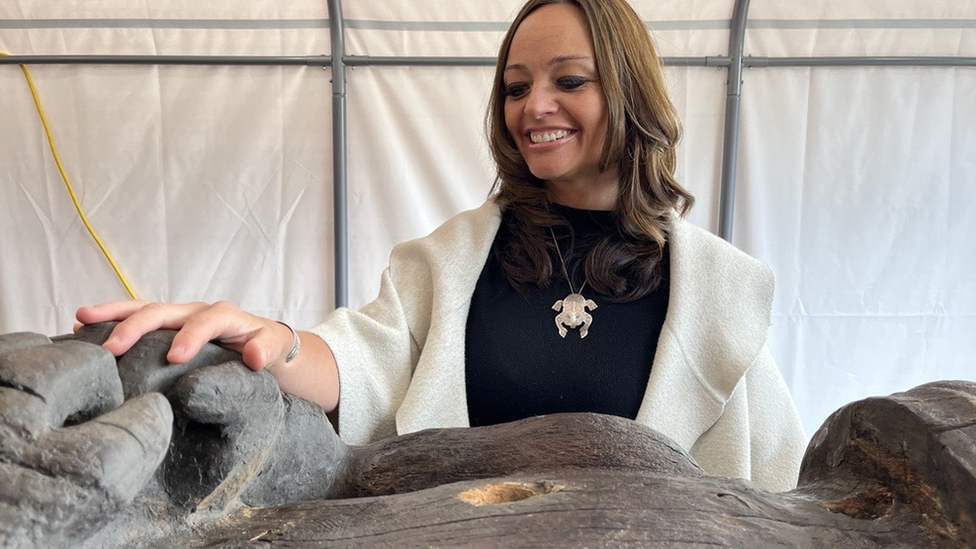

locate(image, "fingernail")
[[169, 346, 186, 361]]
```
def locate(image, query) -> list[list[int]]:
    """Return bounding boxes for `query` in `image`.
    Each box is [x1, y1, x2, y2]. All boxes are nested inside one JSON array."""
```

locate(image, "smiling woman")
[[75, 0, 808, 495], [487, 0, 692, 302], [501, 4, 614, 208]]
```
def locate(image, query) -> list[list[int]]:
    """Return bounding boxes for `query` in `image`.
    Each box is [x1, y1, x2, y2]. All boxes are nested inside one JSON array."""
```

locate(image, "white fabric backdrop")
[[1, 0, 974, 437]]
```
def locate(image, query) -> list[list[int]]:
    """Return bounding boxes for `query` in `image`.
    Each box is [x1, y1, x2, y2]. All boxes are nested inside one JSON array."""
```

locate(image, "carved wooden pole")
[[0, 324, 973, 548]]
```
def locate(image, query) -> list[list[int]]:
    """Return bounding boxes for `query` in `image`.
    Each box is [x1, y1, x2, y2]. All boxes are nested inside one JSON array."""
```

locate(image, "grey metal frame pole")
[[0, 54, 329, 66], [746, 56, 976, 68], [4, 54, 973, 69], [327, 0, 349, 309], [717, 0, 751, 242], [340, 55, 731, 68]]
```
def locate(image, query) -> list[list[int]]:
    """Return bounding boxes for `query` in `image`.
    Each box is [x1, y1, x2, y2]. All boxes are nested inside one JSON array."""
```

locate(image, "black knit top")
[[465, 203, 669, 427]]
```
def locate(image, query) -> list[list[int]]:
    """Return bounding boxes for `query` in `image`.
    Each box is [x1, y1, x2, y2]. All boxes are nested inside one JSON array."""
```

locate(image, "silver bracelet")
[[277, 321, 301, 363]]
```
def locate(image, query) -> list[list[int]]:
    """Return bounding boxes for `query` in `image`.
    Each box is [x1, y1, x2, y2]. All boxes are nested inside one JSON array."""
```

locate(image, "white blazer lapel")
[[395, 201, 502, 434], [635, 215, 775, 451]]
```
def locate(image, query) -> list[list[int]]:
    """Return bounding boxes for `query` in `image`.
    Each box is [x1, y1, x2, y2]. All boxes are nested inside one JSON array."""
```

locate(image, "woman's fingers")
[[75, 300, 150, 324], [177, 303, 292, 371], [240, 322, 293, 372], [77, 300, 209, 357], [168, 301, 257, 364], [100, 302, 209, 357], [75, 300, 290, 372]]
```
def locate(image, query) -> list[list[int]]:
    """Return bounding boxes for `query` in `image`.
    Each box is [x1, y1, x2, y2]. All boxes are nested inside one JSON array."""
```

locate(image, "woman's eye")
[[556, 76, 588, 90], [504, 83, 529, 98]]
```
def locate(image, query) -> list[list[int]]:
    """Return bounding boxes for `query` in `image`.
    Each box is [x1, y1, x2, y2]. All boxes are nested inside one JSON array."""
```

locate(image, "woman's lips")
[[525, 129, 577, 148]]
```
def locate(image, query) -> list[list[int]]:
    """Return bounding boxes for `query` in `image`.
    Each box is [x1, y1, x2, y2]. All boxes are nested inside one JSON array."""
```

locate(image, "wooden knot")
[[458, 481, 563, 506]]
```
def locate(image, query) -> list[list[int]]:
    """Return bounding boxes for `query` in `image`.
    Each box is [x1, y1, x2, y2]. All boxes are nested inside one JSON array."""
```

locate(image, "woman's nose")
[[524, 86, 558, 118]]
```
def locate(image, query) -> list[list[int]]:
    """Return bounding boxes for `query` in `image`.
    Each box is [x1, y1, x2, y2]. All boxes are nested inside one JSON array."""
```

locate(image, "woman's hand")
[[76, 300, 341, 413], [75, 300, 295, 372]]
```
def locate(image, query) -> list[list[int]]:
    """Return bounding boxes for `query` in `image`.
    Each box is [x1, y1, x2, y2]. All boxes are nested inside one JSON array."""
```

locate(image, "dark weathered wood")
[[184, 469, 949, 548], [334, 412, 705, 499], [167, 382, 976, 548], [2, 325, 976, 548], [800, 381, 976, 543]]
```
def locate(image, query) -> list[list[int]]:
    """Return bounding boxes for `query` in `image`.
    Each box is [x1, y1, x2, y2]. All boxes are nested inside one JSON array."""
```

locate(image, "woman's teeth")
[[530, 130, 571, 143]]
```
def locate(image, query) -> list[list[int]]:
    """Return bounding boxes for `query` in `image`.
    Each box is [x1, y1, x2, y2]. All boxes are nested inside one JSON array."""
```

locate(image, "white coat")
[[308, 200, 807, 492]]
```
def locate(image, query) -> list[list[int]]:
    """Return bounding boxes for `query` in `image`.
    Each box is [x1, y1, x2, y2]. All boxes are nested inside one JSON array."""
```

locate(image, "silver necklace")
[[549, 227, 598, 338]]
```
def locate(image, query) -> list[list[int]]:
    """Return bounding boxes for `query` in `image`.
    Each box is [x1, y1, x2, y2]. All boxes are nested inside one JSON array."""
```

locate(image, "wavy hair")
[[486, 0, 695, 301]]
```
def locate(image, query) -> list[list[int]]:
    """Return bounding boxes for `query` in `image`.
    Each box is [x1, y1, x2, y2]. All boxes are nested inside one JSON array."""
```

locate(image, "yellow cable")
[[1, 51, 139, 299]]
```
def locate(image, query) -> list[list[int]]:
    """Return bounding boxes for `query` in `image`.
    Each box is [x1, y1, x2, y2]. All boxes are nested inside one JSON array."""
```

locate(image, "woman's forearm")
[[266, 329, 340, 413]]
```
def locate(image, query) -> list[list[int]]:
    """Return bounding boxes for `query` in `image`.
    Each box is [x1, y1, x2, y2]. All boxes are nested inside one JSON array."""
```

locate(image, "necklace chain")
[[548, 226, 597, 339], [549, 227, 587, 295]]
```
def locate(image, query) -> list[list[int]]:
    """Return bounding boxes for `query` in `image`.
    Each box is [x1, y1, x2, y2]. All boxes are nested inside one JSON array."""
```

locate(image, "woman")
[[77, 0, 806, 492]]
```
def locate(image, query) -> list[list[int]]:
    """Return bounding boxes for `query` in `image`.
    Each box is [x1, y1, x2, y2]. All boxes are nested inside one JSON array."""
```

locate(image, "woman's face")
[[503, 2, 617, 209]]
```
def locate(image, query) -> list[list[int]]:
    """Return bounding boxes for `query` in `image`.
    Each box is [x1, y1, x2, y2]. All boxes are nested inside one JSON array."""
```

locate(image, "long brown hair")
[[486, 0, 694, 301]]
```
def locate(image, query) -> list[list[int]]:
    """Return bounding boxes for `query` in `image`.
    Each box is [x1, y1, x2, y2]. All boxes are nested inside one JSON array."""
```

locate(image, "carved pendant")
[[552, 292, 598, 338]]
